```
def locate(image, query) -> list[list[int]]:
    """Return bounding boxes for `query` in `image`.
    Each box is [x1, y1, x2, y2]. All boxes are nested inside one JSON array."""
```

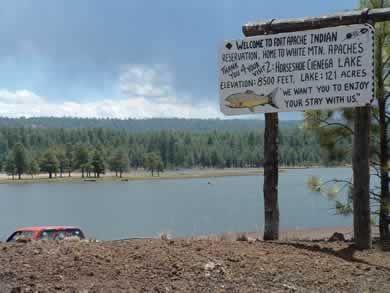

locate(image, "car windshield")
[[7, 231, 35, 242], [39, 229, 84, 240]]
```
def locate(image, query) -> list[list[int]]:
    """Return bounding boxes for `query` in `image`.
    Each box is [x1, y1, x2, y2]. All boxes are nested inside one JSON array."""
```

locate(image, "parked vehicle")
[[6, 226, 85, 242]]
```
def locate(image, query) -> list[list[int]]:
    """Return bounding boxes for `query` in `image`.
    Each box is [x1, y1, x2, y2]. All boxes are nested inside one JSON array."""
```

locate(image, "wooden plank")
[[242, 8, 390, 36]]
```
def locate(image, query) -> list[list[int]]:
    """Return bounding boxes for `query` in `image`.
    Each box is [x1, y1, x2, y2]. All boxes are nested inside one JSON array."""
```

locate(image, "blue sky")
[[0, 0, 358, 119]]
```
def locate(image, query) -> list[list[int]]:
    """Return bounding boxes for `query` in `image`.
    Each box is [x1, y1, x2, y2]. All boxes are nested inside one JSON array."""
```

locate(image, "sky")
[[0, 0, 359, 119]]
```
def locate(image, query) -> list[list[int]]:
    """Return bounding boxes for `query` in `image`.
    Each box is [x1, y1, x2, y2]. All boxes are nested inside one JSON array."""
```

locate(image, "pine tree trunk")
[[18, 173, 21, 180], [375, 22, 390, 240], [49, 172, 52, 179], [263, 112, 279, 241], [379, 97, 390, 238], [352, 107, 372, 249]]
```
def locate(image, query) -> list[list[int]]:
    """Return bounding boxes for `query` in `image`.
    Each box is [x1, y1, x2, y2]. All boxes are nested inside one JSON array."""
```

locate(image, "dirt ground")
[[1, 239, 390, 293]]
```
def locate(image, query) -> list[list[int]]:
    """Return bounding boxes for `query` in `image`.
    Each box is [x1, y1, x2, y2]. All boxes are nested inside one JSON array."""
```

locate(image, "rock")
[[204, 261, 216, 271], [328, 232, 345, 242], [10, 286, 22, 293], [227, 257, 240, 263]]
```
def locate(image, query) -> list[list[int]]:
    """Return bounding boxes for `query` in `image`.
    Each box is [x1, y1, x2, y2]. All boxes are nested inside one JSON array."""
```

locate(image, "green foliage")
[[4, 154, 16, 179], [27, 159, 40, 178], [56, 148, 67, 177], [0, 117, 300, 132], [360, 0, 390, 9], [73, 144, 89, 178], [305, 176, 322, 192], [0, 126, 338, 169], [144, 152, 163, 176], [12, 143, 28, 179], [325, 185, 339, 199], [308, 177, 353, 217], [335, 200, 353, 216], [0, 118, 353, 179], [91, 150, 105, 178], [65, 143, 74, 176], [40, 149, 59, 179], [304, 110, 353, 166], [109, 149, 129, 177]]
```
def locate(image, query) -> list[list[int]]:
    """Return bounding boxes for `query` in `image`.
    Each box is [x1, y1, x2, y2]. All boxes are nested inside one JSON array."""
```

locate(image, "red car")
[[6, 226, 85, 242]]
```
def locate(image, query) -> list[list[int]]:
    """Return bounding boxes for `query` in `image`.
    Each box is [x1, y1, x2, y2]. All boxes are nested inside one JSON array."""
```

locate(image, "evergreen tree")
[[40, 150, 59, 179], [74, 144, 89, 178], [65, 143, 74, 177], [56, 149, 67, 178], [144, 152, 162, 176], [5, 154, 16, 180], [28, 159, 40, 179], [109, 150, 129, 177], [91, 150, 105, 178], [13, 143, 29, 180]]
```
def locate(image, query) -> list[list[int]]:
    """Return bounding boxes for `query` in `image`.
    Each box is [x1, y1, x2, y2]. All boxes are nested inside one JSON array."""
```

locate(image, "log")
[[243, 8, 390, 36]]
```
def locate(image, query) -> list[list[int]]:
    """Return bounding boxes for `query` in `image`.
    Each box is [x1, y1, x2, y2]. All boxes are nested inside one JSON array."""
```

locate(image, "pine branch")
[[318, 119, 353, 135], [383, 68, 390, 82], [384, 55, 390, 68]]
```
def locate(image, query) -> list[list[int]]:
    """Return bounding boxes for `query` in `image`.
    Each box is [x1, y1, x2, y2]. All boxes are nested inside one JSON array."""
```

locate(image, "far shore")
[[0, 168, 263, 184], [0, 165, 350, 185]]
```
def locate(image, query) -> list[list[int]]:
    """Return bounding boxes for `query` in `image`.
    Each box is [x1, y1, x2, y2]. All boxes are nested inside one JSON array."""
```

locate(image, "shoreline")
[[0, 165, 350, 185], [0, 168, 264, 185], [179, 226, 355, 242]]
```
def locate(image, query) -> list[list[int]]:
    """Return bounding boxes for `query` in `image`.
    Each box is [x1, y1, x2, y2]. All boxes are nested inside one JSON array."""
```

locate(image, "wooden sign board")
[[219, 24, 374, 115]]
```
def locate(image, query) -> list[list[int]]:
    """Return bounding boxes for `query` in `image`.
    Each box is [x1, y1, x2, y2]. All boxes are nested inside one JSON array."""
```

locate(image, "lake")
[[0, 168, 353, 240]]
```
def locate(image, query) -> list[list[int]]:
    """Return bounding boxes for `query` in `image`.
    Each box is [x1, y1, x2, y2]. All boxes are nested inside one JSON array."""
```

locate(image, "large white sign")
[[219, 24, 374, 115]]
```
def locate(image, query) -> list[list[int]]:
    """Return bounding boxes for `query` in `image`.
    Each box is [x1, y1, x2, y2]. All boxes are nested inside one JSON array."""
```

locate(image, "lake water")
[[0, 168, 353, 240]]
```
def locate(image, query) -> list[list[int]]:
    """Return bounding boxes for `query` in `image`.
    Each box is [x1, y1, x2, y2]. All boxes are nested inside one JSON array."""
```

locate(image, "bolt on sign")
[[219, 24, 374, 115]]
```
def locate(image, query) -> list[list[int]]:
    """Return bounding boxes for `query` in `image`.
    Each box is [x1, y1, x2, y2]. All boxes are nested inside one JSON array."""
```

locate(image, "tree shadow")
[[269, 241, 390, 273]]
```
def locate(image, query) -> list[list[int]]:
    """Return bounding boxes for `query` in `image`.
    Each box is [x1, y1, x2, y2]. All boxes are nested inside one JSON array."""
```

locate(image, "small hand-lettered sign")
[[219, 24, 374, 115]]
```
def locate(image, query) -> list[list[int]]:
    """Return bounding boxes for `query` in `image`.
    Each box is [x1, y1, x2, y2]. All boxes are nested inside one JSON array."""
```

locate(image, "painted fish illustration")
[[225, 88, 279, 112]]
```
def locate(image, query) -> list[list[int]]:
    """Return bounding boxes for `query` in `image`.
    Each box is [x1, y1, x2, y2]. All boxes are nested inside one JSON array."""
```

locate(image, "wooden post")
[[353, 107, 372, 249], [263, 112, 279, 240]]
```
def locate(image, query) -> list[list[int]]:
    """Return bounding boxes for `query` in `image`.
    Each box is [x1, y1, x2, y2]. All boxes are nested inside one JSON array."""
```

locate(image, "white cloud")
[[119, 64, 174, 98], [0, 64, 223, 119], [0, 89, 44, 104], [0, 90, 222, 119]]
